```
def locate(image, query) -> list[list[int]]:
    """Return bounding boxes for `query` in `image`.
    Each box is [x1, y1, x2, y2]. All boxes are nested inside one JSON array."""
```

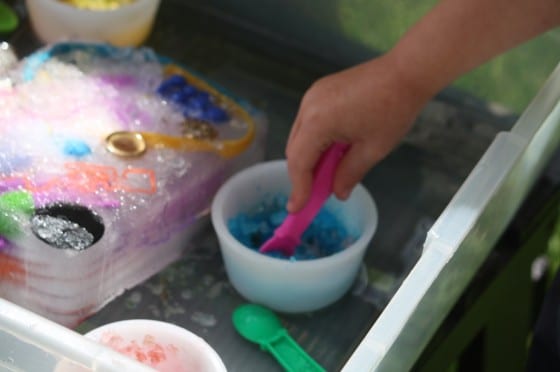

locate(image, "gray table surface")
[[7, 1, 518, 371]]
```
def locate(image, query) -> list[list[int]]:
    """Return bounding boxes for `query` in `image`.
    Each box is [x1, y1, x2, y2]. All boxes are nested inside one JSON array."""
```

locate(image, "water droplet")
[[163, 303, 185, 319], [206, 282, 223, 299], [146, 282, 164, 296], [190, 312, 216, 327], [125, 291, 142, 309], [180, 289, 193, 300]]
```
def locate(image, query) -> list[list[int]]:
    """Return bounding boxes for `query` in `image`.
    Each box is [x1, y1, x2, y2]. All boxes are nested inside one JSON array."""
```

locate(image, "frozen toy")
[[0, 42, 265, 326]]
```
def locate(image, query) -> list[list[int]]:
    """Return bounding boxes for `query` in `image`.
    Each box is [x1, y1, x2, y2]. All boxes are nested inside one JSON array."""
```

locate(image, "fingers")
[[285, 122, 331, 213], [333, 143, 380, 200], [286, 162, 313, 213], [286, 114, 302, 157], [286, 144, 328, 213]]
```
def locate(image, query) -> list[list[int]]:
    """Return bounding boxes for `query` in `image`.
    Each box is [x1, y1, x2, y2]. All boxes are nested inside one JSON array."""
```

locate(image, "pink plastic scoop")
[[259, 142, 350, 256]]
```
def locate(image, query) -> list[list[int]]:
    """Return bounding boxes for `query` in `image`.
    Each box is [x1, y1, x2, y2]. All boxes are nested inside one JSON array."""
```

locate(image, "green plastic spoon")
[[232, 304, 326, 372]]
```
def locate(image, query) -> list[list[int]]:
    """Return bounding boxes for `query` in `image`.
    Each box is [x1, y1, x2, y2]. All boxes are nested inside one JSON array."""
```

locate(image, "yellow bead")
[[58, 0, 136, 11]]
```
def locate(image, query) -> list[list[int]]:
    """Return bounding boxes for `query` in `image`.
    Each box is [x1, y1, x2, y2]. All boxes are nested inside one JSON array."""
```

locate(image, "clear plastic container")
[[0, 298, 155, 372]]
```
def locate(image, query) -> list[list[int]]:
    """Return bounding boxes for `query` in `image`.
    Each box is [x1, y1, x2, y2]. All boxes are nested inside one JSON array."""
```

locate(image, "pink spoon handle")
[[276, 142, 350, 241]]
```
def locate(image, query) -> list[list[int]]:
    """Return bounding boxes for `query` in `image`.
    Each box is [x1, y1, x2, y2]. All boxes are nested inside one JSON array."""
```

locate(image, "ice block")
[[0, 42, 266, 326]]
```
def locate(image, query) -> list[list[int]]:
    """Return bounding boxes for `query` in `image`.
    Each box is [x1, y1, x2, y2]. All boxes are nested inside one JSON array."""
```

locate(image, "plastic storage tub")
[[343, 61, 560, 371], [2, 36, 560, 372]]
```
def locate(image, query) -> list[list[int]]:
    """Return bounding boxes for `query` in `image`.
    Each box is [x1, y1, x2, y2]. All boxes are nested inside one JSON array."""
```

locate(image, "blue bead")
[[156, 85, 171, 96], [181, 85, 197, 97], [156, 74, 188, 96], [171, 86, 196, 105], [63, 139, 91, 158], [163, 74, 187, 88], [203, 106, 230, 123], [167, 91, 185, 104], [186, 92, 211, 110], [182, 107, 204, 120]]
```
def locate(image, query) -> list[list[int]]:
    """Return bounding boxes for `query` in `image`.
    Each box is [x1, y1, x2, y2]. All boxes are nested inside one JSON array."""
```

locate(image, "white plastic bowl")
[[26, 0, 161, 47], [211, 160, 378, 313], [84, 319, 227, 372]]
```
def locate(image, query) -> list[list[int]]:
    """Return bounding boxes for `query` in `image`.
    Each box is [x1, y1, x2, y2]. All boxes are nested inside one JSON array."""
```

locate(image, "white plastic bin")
[[344, 61, 560, 371]]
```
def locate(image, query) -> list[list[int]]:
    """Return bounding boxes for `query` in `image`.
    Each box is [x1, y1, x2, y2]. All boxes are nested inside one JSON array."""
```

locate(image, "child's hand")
[[286, 0, 560, 213], [285, 54, 430, 212]]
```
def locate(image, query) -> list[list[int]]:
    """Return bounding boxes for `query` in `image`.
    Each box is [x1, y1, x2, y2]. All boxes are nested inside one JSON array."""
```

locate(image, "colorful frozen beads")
[[157, 74, 230, 124]]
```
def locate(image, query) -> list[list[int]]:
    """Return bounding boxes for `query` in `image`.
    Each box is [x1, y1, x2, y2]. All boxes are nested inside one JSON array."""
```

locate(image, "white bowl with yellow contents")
[[26, 0, 161, 46]]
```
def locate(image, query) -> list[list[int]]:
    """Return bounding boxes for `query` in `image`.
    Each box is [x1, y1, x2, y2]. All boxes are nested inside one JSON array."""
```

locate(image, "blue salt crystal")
[[228, 193, 356, 261], [274, 194, 288, 207], [259, 221, 271, 233], [239, 219, 258, 236], [269, 210, 288, 227]]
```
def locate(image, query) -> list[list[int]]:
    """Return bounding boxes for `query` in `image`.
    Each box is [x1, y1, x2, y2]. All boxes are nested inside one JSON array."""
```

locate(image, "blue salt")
[[269, 210, 288, 226], [228, 193, 356, 260]]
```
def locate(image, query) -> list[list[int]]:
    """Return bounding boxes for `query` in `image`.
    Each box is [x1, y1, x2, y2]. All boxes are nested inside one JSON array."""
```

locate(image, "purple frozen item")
[[0, 42, 266, 326], [259, 143, 349, 256]]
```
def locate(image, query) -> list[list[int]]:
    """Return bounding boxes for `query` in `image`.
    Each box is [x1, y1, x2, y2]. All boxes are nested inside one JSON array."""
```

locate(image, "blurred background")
[[183, 0, 560, 114]]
